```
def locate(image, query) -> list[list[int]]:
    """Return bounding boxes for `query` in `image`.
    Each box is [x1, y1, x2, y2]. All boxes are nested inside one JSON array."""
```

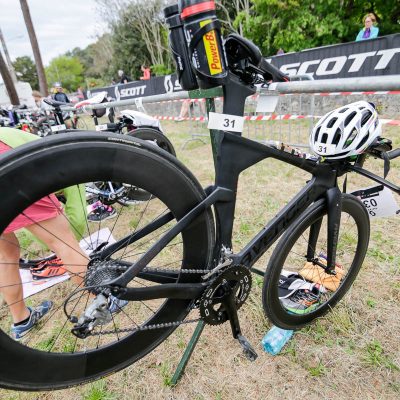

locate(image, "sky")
[[0, 0, 107, 66]]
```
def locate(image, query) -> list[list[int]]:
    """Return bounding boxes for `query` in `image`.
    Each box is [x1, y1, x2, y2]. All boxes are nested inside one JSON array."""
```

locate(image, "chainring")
[[199, 265, 252, 326]]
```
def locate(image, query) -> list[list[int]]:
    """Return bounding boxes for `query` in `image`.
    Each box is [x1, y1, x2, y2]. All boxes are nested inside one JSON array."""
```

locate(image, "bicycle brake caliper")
[[71, 294, 112, 339]]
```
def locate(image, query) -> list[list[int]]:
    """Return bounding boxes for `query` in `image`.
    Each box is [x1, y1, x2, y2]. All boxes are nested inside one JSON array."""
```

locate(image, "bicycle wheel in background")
[[0, 132, 214, 391], [127, 127, 176, 157], [263, 194, 370, 330]]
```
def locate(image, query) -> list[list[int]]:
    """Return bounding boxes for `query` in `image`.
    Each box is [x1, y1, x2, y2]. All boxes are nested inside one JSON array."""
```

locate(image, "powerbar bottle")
[[164, 4, 199, 91], [179, 0, 228, 89]]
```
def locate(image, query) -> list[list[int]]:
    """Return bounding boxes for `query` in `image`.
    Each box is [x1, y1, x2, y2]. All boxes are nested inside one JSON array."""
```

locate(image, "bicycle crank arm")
[[112, 282, 207, 301]]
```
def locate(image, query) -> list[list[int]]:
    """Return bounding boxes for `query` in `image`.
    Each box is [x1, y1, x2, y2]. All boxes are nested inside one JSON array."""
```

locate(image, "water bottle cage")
[[188, 20, 227, 85]]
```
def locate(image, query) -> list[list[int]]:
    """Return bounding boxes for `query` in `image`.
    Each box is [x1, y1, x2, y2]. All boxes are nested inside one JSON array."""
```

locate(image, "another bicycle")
[[0, 27, 399, 394]]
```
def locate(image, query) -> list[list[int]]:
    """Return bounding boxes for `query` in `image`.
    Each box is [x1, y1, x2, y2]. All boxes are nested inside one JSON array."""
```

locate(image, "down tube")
[[236, 178, 324, 269]]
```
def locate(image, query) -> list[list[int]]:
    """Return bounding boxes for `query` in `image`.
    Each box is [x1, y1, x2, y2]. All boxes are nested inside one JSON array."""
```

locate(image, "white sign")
[[256, 95, 279, 113], [351, 185, 399, 218], [208, 112, 245, 133], [51, 124, 66, 133], [95, 124, 109, 131]]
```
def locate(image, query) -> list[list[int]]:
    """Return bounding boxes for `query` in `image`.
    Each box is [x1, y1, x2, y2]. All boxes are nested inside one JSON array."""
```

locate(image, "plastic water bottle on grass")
[[261, 326, 294, 355]]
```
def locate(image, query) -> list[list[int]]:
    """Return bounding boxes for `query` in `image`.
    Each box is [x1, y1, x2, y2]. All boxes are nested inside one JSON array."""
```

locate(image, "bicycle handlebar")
[[387, 148, 400, 160], [259, 57, 290, 83]]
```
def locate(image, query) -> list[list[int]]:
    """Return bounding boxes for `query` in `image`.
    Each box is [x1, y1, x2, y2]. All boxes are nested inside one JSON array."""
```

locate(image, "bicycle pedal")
[[236, 334, 258, 361]]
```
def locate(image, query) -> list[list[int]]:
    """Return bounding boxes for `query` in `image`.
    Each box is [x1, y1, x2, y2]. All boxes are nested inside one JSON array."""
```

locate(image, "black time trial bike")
[[0, 34, 399, 392]]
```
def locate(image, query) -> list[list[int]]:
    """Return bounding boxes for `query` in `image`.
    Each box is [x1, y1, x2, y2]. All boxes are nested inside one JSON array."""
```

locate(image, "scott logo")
[[268, 47, 400, 77], [120, 86, 146, 98]]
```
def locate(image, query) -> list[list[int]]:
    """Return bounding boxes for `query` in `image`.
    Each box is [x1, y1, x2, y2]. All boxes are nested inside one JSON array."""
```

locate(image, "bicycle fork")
[[307, 186, 342, 271]]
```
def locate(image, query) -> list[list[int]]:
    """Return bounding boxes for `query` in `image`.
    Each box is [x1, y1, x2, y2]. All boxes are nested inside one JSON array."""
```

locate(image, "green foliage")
[[362, 340, 400, 371], [237, 0, 400, 56], [45, 55, 84, 92], [83, 380, 116, 400], [12, 56, 39, 90], [151, 64, 173, 77]]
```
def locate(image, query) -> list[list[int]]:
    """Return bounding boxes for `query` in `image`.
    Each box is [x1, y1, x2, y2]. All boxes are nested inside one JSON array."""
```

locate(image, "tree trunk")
[[0, 27, 18, 83], [0, 51, 20, 105], [20, 0, 48, 95]]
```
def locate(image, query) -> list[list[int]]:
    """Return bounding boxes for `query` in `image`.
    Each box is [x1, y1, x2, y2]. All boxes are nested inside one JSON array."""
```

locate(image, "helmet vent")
[[338, 108, 348, 113], [357, 132, 370, 150], [321, 133, 328, 144], [327, 117, 337, 128], [344, 129, 358, 149], [361, 111, 372, 127], [344, 111, 357, 127], [332, 128, 341, 145]]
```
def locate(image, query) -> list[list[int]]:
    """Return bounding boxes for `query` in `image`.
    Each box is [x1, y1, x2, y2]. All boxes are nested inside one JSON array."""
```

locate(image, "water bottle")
[[164, 4, 199, 91], [178, 0, 228, 89], [261, 326, 294, 355]]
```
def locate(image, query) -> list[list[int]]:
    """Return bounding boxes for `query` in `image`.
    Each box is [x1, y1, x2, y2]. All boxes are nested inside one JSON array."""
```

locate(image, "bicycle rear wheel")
[[0, 132, 214, 391], [263, 194, 369, 330]]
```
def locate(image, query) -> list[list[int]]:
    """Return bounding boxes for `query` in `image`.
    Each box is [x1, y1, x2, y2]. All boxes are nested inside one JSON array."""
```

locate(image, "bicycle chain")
[[80, 263, 211, 337]]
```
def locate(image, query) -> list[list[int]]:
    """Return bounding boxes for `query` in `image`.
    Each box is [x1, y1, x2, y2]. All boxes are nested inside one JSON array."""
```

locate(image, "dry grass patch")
[[1, 120, 399, 399]]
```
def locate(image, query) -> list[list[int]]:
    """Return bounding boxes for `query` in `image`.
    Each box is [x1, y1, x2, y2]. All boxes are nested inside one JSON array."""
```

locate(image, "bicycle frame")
[[101, 73, 346, 301]]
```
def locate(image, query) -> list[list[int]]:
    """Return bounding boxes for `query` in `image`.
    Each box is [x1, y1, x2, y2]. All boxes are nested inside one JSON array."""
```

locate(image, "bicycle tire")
[[0, 131, 214, 391], [121, 128, 177, 203], [126, 127, 176, 157], [263, 194, 369, 330]]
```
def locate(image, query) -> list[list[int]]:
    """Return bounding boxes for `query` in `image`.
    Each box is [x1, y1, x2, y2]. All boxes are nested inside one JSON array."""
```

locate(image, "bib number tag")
[[208, 112, 245, 133], [351, 185, 400, 218], [51, 124, 66, 133], [316, 143, 336, 155], [96, 124, 108, 132]]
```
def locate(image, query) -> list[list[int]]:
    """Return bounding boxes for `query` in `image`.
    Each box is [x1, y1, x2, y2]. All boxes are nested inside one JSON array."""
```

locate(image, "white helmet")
[[310, 101, 381, 159]]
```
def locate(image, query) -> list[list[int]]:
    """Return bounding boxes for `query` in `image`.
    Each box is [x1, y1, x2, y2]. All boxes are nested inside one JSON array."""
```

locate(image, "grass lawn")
[[1, 119, 399, 400]]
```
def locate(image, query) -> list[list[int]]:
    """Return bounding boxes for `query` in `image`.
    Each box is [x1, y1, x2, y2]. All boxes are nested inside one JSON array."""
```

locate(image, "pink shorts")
[[0, 141, 62, 234]]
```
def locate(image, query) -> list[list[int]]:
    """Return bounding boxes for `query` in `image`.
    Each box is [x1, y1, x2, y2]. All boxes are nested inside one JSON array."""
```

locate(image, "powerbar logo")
[[268, 48, 400, 77], [200, 19, 222, 75]]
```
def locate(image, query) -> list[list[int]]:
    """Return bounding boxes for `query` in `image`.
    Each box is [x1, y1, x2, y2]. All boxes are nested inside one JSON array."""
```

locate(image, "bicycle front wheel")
[[263, 194, 370, 330], [0, 132, 214, 391]]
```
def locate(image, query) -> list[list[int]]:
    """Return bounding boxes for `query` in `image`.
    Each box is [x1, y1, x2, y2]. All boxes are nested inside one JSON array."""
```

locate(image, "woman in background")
[[356, 13, 379, 41]]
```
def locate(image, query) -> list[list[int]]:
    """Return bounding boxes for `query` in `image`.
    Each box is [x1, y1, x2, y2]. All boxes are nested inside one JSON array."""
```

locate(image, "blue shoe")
[[108, 295, 128, 314], [11, 300, 53, 341]]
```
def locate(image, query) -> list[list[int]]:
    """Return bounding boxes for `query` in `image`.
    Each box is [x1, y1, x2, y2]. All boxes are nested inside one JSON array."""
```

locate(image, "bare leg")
[[26, 214, 88, 287], [0, 233, 30, 324]]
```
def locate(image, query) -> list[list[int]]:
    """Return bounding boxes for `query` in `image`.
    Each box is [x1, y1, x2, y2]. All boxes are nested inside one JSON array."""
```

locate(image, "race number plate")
[[351, 185, 399, 218], [51, 124, 66, 132], [95, 124, 108, 131], [208, 112, 245, 133]]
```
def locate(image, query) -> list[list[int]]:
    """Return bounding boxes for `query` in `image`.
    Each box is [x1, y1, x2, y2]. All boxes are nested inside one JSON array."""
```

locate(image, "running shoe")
[[11, 300, 53, 340], [30, 257, 67, 280], [87, 204, 117, 222]]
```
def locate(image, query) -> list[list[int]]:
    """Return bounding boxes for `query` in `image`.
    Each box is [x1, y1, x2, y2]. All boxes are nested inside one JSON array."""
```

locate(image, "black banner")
[[88, 74, 183, 101], [90, 34, 400, 100], [267, 34, 400, 80]]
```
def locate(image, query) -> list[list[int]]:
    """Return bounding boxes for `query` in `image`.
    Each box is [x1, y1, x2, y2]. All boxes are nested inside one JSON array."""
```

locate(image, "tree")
[[96, 0, 172, 79], [45, 56, 84, 92], [0, 51, 20, 105], [238, 0, 400, 56], [19, 0, 48, 95], [13, 56, 39, 90]]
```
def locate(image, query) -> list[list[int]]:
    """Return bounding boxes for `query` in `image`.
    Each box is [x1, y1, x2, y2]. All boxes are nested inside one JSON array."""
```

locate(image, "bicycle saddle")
[[43, 98, 70, 108], [75, 91, 108, 108]]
